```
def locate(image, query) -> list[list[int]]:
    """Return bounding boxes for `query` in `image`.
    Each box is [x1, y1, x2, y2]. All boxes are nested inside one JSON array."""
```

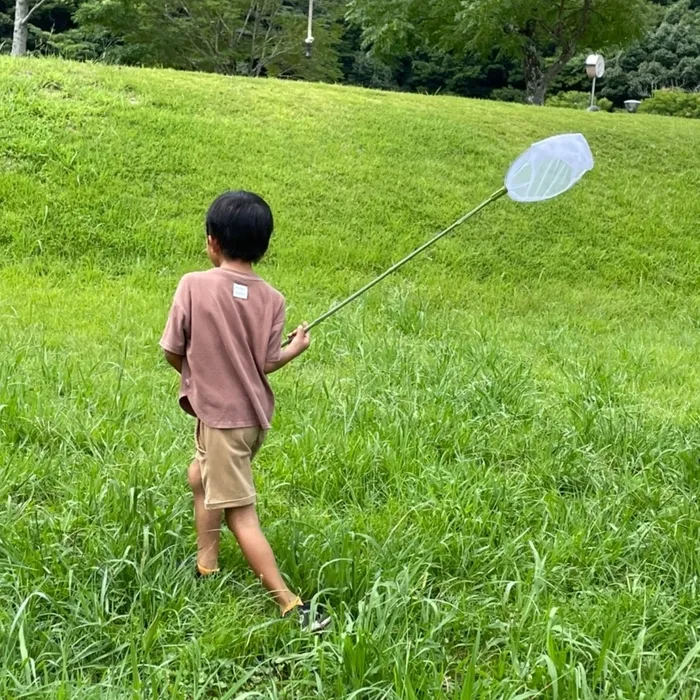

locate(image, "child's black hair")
[[206, 191, 274, 263]]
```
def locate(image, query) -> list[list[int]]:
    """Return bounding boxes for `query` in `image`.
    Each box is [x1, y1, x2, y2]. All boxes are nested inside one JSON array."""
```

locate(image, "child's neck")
[[219, 258, 253, 274]]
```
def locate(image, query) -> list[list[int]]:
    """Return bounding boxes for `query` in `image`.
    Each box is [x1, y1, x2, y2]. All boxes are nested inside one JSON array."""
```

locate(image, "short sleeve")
[[160, 278, 190, 355], [266, 296, 286, 365]]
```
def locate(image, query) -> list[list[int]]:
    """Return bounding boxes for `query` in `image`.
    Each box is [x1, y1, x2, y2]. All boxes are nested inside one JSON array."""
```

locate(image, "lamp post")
[[585, 54, 605, 111], [304, 0, 314, 58]]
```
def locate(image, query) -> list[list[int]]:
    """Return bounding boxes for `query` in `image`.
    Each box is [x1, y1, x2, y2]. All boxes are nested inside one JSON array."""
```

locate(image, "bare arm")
[[264, 346, 304, 375], [265, 324, 310, 375], [163, 349, 184, 374]]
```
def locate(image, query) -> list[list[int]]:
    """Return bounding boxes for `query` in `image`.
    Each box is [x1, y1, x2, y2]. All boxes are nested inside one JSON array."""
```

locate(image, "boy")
[[160, 190, 330, 632]]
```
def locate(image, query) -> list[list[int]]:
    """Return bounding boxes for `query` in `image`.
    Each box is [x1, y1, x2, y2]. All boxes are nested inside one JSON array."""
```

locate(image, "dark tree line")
[[1, 0, 699, 106]]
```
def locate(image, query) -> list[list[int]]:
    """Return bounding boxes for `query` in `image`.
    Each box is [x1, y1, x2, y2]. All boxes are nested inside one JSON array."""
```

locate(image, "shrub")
[[597, 97, 614, 112], [490, 87, 525, 103], [638, 89, 700, 119], [546, 91, 592, 110]]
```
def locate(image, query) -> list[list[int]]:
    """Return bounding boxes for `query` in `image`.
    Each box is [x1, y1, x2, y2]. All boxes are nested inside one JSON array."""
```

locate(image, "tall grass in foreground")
[[2, 58, 700, 697], [3, 284, 700, 698]]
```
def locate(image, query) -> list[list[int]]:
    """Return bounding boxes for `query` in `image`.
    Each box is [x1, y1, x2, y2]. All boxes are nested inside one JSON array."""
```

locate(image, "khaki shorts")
[[195, 420, 266, 510]]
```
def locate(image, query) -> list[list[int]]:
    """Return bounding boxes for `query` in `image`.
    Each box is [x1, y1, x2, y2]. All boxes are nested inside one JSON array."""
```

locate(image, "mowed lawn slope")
[[2, 57, 700, 698]]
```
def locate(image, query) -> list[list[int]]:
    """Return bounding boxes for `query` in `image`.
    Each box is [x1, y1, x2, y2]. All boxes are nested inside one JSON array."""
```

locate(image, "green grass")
[[2, 57, 700, 698]]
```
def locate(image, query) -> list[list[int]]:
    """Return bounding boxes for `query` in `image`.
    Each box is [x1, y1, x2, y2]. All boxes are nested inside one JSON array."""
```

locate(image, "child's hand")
[[287, 323, 311, 355]]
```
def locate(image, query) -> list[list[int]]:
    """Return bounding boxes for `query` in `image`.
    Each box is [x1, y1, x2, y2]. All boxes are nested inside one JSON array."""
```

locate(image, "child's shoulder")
[[182, 269, 214, 283], [176, 268, 223, 290], [171, 270, 219, 303], [256, 276, 285, 306], [174, 269, 206, 286]]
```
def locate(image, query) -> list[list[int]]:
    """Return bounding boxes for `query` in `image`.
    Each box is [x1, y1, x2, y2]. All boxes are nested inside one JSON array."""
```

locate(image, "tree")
[[11, 0, 55, 55], [1, 0, 81, 56], [75, 0, 342, 80], [349, 0, 653, 105]]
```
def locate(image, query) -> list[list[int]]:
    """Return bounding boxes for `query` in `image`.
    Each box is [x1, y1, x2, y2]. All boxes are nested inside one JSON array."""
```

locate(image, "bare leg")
[[225, 505, 298, 611], [188, 461, 223, 572]]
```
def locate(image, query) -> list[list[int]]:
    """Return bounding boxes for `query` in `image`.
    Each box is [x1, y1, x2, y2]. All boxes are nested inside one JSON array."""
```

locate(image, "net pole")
[[282, 186, 508, 347]]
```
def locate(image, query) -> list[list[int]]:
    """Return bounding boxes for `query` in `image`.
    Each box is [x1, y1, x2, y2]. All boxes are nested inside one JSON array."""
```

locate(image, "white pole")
[[307, 0, 314, 42], [590, 75, 597, 108], [304, 0, 314, 56]]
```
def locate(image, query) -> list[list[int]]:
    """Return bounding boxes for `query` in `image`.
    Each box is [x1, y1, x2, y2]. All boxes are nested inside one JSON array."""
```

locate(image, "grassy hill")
[[2, 57, 700, 697]]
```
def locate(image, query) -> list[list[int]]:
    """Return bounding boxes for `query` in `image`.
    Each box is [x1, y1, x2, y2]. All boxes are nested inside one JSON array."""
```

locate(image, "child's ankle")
[[280, 596, 303, 617], [196, 561, 220, 576]]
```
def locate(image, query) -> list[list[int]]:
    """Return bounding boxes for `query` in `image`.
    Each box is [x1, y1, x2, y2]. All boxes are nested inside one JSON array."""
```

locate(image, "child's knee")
[[225, 504, 258, 536], [187, 461, 203, 492]]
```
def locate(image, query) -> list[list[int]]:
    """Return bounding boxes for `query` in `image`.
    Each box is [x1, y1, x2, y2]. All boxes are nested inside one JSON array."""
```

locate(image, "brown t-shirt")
[[160, 268, 285, 429]]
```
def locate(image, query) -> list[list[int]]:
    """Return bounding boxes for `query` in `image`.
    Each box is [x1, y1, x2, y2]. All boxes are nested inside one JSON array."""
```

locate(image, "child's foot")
[[282, 598, 332, 633], [296, 603, 332, 633]]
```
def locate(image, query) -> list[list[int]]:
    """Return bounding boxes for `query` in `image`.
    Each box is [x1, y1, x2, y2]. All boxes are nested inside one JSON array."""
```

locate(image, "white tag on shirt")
[[233, 283, 248, 300]]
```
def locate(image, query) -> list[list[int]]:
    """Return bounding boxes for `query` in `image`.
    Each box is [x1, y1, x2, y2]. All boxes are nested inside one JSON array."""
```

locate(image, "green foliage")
[[455, 0, 651, 61], [546, 90, 592, 109], [490, 86, 525, 102], [398, 50, 517, 98], [75, 0, 343, 80], [545, 92, 612, 111], [3, 57, 700, 697], [0, 0, 343, 80], [0, 7, 12, 50], [638, 87, 700, 116], [602, 0, 700, 104], [549, 52, 595, 93], [346, 51, 397, 90], [350, 0, 653, 103]]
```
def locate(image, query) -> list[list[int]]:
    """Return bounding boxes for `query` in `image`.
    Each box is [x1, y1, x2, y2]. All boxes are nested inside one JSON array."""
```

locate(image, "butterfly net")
[[505, 133, 594, 203]]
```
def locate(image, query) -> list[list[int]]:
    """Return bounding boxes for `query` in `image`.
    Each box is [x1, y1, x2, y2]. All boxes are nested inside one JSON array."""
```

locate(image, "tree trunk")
[[522, 43, 547, 106], [11, 0, 29, 57]]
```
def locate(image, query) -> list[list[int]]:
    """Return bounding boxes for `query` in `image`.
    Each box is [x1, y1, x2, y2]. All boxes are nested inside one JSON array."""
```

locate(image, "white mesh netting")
[[505, 133, 594, 203]]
